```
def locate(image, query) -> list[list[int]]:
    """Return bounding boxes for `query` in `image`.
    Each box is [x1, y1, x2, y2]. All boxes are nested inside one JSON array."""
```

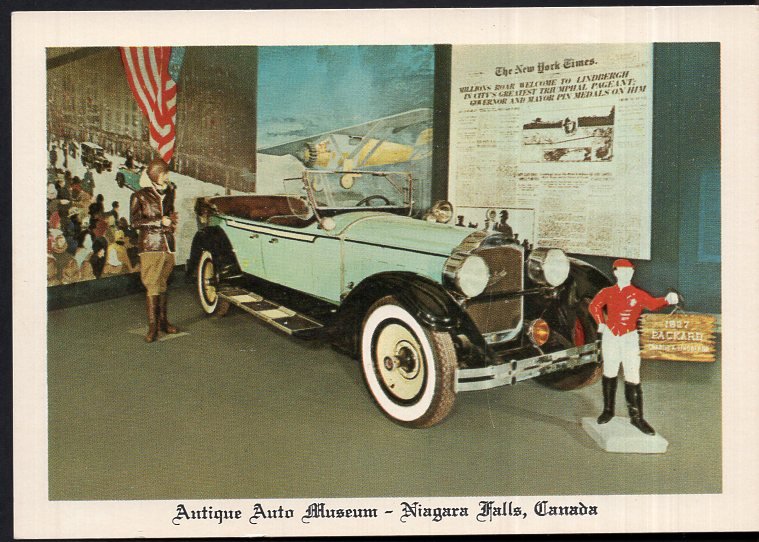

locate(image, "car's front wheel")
[[361, 296, 457, 428], [196, 250, 230, 316]]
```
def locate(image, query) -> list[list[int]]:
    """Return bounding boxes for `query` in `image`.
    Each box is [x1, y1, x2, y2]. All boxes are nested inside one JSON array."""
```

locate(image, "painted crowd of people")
[[47, 139, 141, 286]]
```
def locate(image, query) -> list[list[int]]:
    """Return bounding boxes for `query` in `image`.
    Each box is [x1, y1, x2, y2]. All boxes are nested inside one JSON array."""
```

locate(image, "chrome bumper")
[[455, 341, 601, 392]]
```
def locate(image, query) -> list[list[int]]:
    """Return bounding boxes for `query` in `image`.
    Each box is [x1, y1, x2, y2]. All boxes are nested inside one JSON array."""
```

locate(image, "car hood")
[[332, 212, 474, 257]]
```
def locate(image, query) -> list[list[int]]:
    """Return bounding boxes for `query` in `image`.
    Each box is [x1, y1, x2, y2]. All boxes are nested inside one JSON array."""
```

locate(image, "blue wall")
[[596, 43, 720, 313]]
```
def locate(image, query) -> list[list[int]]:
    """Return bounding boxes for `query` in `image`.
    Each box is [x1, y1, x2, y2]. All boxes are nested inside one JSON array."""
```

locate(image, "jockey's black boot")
[[625, 382, 655, 435], [597, 376, 617, 424]]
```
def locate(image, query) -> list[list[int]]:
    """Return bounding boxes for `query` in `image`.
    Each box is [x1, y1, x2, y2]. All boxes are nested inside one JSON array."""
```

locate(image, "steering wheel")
[[355, 194, 391, 207]]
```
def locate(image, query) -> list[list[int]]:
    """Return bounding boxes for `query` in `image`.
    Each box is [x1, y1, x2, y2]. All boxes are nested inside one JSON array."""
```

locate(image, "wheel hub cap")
[[374, 324, 425, 401]]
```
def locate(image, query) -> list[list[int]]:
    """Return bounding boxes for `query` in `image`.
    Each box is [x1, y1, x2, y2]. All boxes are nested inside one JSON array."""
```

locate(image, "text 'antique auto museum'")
[[46, 44, 720, 499]]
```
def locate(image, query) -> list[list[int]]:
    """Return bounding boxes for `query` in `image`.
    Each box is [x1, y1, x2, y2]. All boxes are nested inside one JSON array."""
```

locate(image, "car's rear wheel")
[[361, 296, 457, 428], [536, 298, 602, 390], [196, 250, 230, 317]]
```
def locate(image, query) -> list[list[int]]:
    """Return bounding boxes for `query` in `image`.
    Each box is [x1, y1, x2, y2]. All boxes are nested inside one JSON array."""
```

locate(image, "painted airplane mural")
[[258, 108, 433, 171]]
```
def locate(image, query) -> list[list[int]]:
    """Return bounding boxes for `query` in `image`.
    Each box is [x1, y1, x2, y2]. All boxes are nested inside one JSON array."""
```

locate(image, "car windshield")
[[283, 171, 413, 213]]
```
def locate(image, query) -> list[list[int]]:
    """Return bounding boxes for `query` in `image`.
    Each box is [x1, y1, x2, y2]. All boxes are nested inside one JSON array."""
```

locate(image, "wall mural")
[[46, 45, 434, 288], [255, 46, 435, 206]]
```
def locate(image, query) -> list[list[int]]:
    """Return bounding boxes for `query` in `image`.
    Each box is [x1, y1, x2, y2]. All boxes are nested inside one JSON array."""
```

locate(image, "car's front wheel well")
[[187, 226, 240, 280], [333, 279, 395, 357], [334, 272, 474, 361]]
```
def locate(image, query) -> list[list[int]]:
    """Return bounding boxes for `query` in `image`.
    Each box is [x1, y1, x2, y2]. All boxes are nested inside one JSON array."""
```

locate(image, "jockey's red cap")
[[613, 258, 634, 269]]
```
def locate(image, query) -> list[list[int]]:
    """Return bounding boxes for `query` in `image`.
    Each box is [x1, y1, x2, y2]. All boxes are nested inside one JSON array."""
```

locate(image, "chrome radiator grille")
[[464, 244, 524, 338]]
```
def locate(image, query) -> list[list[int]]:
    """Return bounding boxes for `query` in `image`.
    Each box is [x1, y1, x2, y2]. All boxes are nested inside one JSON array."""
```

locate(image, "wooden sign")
[[639, 313, 717, 362]]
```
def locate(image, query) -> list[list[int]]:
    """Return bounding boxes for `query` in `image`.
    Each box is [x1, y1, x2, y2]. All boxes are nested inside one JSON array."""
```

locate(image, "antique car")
[[187, 170, 612, 427], [115, 165, 145, 192], [80, 142, 112, 173]]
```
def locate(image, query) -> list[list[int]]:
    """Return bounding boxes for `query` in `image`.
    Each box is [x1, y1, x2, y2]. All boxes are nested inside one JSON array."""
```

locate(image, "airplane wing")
[[257, 108, 432, 156]]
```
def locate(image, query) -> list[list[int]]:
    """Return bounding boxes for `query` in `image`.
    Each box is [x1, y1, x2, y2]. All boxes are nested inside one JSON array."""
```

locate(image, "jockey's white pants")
[[601, 329, 641, 384]]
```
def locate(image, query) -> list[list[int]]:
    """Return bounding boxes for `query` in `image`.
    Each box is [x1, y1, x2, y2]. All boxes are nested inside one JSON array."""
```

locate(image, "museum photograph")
[[44, 42, 721, 501]]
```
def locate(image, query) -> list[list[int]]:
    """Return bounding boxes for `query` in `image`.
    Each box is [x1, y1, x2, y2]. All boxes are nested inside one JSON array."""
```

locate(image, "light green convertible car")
[[188, 170, 610, 427]]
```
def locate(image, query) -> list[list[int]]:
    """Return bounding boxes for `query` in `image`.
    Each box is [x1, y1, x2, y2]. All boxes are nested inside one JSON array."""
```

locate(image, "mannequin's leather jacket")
[[129, 183, 176, 253]]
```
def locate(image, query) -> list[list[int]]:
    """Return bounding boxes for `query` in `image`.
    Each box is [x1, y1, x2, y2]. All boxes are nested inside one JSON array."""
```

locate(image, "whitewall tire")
[[361, 296, 457, 428], [196, 250, 230, 316]]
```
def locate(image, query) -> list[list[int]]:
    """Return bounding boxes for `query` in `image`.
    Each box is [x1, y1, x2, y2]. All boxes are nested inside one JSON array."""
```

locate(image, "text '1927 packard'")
[[188, 170, 612, 427]]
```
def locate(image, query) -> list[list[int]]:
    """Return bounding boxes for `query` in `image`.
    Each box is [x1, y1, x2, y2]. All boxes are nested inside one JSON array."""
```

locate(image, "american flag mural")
[[120, 47, 184, 163]]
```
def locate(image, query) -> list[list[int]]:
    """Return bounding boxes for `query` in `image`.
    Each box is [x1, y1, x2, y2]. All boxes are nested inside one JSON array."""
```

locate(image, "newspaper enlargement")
[[448, 44, 654, 259]]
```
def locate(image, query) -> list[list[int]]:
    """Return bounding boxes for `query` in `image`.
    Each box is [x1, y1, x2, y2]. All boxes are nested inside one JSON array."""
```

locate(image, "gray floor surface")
[[47, 285, 721, 500]]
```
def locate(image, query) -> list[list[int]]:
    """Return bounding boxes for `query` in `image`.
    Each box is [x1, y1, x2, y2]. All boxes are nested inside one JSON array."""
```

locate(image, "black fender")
[[186, 226, 241, 279], [334, 272, 488, 360], [561, 257, 613, 324], [566, 257, 613, 302], [528, 257, 612, 342], [560, 258, 612, 340], [340, 272, 461, 330]]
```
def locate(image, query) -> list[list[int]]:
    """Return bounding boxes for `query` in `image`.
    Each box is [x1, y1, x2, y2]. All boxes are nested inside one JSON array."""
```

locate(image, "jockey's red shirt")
[[589, 284, 668, 336]]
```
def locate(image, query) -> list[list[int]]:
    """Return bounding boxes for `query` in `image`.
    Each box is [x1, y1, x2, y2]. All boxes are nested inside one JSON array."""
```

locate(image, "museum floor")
[[47, 285, 721, 500]]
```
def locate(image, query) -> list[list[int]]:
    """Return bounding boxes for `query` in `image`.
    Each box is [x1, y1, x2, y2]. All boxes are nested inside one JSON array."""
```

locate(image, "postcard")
[[12, 6, 759, 538]]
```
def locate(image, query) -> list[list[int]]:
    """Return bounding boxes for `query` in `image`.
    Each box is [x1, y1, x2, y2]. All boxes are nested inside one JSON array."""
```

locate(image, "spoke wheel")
[[196, 250, 230, 316]]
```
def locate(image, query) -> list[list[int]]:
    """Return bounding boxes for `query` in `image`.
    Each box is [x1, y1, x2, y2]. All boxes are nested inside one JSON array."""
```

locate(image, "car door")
[[220, 217, 265, 277], [259, 224, 342, 302]]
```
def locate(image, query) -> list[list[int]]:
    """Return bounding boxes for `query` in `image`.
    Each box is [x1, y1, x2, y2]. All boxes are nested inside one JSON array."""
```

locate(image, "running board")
[[218, 288, 324, 337]]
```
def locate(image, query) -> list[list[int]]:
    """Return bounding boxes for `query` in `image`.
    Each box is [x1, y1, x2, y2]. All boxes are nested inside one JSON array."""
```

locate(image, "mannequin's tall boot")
[[145, 294, 159, 343], [625, 382, 655, 435], [597, 376, 617, 424], [158, 293, 179, 334]]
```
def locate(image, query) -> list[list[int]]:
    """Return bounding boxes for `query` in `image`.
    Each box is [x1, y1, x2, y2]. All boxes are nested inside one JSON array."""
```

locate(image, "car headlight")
[[527, 248, 570, 287], [444, 253, 490, 298]]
